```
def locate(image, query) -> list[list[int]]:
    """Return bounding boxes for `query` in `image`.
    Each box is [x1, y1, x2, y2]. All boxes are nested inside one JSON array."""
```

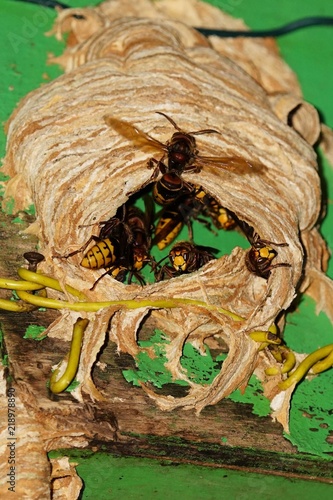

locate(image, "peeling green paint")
[[23, 324, 47, 341], [11, 216, 25, 224], [25, 204, 36, 216], [10, 290, 19, 301], [0, 172, 10, 198], [3, 196, 15, 215], [123, 330, 187, 388], [0, 172, 10, 182], [122, 330, 224, 388], [65, 379, 80, 392], [123, 330, 271, 419], [228, 376, 271, 418], [284, 296, 333, 352], [181, 344, 224, 385], [286, 371, 333, 458]]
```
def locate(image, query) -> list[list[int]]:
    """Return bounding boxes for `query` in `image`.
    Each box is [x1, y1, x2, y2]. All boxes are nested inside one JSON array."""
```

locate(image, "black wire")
[[13, 0, 333, 38], [16, 0, 70, 8], [197, 16, 333, 38]]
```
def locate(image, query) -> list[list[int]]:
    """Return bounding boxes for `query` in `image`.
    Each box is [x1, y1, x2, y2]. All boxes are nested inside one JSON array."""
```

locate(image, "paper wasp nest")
[[2, 0, 331, 430]]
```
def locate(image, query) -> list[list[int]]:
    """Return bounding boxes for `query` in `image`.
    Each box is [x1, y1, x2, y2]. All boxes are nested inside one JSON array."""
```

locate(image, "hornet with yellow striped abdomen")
[[105, 112, 264, 208], [55, 199, 155, 289]]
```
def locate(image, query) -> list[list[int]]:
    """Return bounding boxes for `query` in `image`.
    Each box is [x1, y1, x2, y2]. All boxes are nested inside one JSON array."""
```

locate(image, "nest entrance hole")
[[90, 181, 249, 288]]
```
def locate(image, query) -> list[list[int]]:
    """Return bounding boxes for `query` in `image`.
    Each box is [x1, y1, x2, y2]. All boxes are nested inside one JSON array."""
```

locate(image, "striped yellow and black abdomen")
[[154, 210, 183, 250], [80, 238, 118, 270], [153, 172, 184, 206]]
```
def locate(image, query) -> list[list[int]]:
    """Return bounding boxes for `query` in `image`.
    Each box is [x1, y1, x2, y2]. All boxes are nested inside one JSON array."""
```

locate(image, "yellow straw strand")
[[49, 317, 89, 394], [17, 268, 87, 301], [265, 347, 296, 376], [281, 349, 297, 374], [0, 298, 37, 312], [16, 289, 246, 318], [268, 324, 278, 335], [0, 278, 44, 291], [16, 290, 94, 310], [265, 366, 280, 376], [279, 344, 333, 390], [270, 348, 284, 364], [249, 330, 281, 345], [310, 344, 333, 374]]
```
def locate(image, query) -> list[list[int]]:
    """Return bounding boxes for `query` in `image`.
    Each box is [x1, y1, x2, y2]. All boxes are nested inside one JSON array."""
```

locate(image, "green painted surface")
[[49, 450, 333, 500], [1, 0, 333, 497], [123, 329, 271, 416], [23, 324, 47, 340]]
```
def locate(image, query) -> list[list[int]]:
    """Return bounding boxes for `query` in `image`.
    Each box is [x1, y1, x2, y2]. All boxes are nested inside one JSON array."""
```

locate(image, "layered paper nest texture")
[[2, 0, 326, 415]]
